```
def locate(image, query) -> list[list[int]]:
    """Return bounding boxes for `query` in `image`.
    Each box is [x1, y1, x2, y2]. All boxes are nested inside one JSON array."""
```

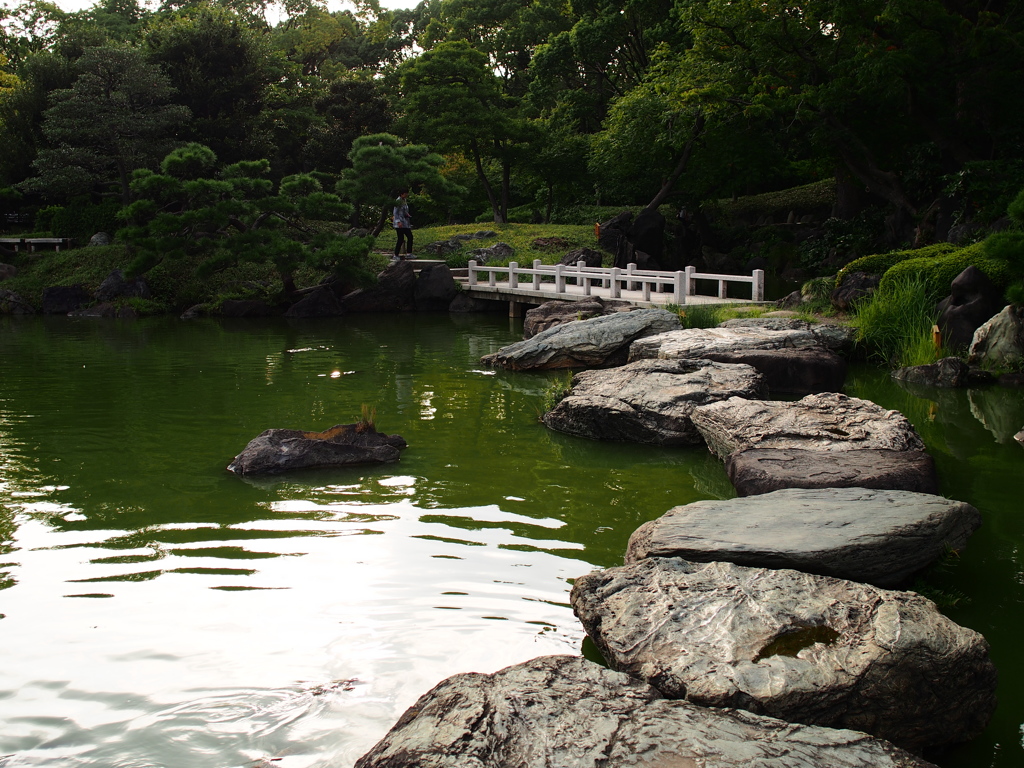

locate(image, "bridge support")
[[509, 300, 524, 318]]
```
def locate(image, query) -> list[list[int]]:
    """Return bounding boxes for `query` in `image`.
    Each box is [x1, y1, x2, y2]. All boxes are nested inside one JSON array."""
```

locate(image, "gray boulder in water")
[[624, 487, 979, 587], [355, 654, 937, 768], [691, 392, 926, 459], [725, 447, 939, 496], [570, 558, 997, 753], [481, 308, 681, 370], [542, 358, 765, 446], [227, 424, 407, 475]]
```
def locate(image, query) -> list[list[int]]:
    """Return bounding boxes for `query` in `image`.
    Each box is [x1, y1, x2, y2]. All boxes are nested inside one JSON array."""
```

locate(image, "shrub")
[[852, 273, 945, 367], [836, 243, 959, 283], [880, 242, 1011, 301]]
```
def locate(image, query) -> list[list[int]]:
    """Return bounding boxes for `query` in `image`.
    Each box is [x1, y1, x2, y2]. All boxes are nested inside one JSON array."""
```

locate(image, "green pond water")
[[0, 313, 1021, 767]]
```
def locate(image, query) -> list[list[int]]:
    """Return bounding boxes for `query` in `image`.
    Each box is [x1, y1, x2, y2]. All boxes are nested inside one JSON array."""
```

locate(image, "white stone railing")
[[466, 260, 765, 304]]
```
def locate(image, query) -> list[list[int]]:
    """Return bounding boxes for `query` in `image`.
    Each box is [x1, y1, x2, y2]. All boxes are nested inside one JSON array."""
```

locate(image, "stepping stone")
[[725, 448, 939, 496], [356, 655, 937, 768], [690, 393, 926, 459], [571, 558, 997, 753], [628, 326, 820, 362], [719, 317, 856, 354], [482, 308, 681, 370], [542, 358, 765, 446], [227, 424, 406, 475], [624, 487, 979, 586]]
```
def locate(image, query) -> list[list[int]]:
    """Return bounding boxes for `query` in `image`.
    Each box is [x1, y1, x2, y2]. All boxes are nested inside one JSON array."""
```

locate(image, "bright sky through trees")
[[49, 0, 419, 13]]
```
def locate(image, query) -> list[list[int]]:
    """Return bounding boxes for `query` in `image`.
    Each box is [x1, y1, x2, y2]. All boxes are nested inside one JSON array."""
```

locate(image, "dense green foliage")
[[119, 143, 371, 293], [2, 0, 1024, 300], [837, 243, 960, 283]]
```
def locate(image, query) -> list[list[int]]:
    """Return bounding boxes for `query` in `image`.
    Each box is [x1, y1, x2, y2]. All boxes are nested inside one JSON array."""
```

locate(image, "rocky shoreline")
[[356, 309, 1000, 767]]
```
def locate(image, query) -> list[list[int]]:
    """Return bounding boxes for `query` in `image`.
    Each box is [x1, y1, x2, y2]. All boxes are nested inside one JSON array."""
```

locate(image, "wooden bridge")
[[432, 259, 767, 316]]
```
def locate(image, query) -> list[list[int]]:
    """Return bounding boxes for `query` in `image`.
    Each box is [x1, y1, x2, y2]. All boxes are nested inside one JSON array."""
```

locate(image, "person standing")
[[393, 190, 413, 260]]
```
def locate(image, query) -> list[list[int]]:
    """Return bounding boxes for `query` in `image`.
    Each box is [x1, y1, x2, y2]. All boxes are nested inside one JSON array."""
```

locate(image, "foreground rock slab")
[[481, 308, 681, 370], [691, 393, 926, 459], [571, 558, 996, 753], [542, 358, 765, 446], [725, 447, 939, 496], [624, 488, 979, 586], [227, 424, 407, 474], [356, 655, 936, 768]]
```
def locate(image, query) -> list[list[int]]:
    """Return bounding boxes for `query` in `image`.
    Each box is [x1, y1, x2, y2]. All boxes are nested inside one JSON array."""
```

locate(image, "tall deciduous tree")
[[398, 40, 527, 223], [19, 44, 188, 203], [144, 3, 284, 164]]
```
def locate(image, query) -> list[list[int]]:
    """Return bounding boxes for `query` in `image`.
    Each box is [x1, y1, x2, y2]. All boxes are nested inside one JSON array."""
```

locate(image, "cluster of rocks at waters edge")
[[354, 306, 995, 766]]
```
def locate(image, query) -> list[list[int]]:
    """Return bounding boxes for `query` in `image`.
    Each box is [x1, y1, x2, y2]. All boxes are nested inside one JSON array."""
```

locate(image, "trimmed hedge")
[[879, 242, 1011, 300], [837, 243, 959, 283]]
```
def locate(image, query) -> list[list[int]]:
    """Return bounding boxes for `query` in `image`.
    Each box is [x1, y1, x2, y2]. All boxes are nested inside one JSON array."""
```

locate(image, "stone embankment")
[[356, 309, 996, 767]]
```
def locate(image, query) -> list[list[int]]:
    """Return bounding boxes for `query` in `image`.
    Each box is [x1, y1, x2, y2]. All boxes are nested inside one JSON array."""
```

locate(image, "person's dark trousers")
[[395, 228, 413, 257]]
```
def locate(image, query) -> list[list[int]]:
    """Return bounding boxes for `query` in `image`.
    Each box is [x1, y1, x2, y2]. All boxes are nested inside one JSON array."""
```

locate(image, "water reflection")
[[1, 318, 1020, 768]]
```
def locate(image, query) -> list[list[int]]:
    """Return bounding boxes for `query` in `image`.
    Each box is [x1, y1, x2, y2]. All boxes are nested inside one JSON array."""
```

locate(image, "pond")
[[0, 313, 1020, 767]]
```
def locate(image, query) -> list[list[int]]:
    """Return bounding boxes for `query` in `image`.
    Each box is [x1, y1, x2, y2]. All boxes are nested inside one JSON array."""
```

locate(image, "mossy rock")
[[880, 242, 1011, 300], [837, 243, 959, 283]]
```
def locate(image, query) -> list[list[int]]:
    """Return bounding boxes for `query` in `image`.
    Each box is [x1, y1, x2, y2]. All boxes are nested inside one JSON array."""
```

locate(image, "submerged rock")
[[481, 308, 681, 370], [624, 487, 978, 586], [691, 392, 926, 460], [571, 558, 997, 752], [542, 358, 765, 446], [356, 655, 936, 768], [227, 423, 407, 475]]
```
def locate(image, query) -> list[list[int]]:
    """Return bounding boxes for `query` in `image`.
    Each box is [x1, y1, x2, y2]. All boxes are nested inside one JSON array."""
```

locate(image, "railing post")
[[488, 265, 497, 287], [685, 265, 696, 296], [468, 259, 478, 287], [674, 271, 686, 305], [718, 278, 727, 299], [753, 269, 765, 302], [533, 259, 542, 290], [642, 278, 651, 301], [578, 261, 592, 296], [555, 263, 566, 293], [610, 267, 621, 298], [509, 261, 519, 289], [626, 263, 637, 292]]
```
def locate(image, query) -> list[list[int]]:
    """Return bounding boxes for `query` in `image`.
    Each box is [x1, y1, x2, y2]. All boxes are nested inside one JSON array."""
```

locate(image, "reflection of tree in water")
[[968, 388, 1024, 445]]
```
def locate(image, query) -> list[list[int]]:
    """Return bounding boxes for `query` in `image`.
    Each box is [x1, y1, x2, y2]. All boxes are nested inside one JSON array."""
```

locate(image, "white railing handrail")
[[466, 259, 765, 304]]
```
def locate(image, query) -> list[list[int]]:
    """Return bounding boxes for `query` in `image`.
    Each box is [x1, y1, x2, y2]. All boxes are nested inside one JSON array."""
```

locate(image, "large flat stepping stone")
[[691, 393, 926, 459], [542, 358, 766, 445], [571, 558, 996, 753], [719, 317, 857, 354], [726, 447, 939, 496], [627, 326, 844, 394], [628, 326, 820, 362], [481, 308, 681, 370], [624, 487, 980, 587], [356, 655, 937, 768]]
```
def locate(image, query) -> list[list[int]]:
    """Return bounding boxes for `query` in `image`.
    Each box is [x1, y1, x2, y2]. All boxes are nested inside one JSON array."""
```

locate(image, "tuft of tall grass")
[[852, 274, 945, 368]]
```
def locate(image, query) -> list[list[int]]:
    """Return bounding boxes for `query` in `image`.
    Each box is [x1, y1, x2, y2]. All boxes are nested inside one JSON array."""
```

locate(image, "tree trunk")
[[545, 181, 553, 224], [643, 112, 705, 213], [834, 164, 863, 220], [470, 139, 503, 223], [371, 205, 389, 237], [501, 159, 511, 223]]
